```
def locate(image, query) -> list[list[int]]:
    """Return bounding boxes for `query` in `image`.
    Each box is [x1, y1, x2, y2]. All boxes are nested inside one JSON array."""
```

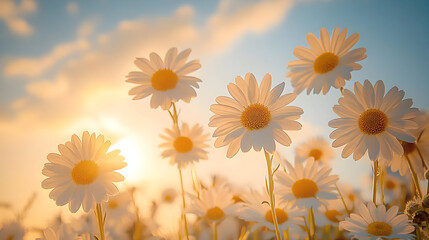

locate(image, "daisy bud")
[[422, 195, 429, 208], [425, 169, 429, 180], [405, 199, 421, 217]]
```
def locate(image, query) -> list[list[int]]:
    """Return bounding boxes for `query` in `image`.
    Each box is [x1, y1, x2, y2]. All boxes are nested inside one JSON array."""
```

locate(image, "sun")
[[112, 137, 147, 184]]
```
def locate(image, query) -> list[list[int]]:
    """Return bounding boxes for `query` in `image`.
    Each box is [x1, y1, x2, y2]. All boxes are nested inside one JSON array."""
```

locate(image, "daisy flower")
[[382, 173, 404, 204], [389, 112, 429, 179], [42, 131, 127, 213], [295, 137, 335, 165], [209, 73, 303, 158], [314, 200, 346, 227], [159, 123, 209, 168], [276, 158, 339, 209], [187, 184, 237, 224], [126, 47, 201, 110], [286, 27, 367, 95], [103, 191, 133, 223], [238, 189, 305, 234], [161, 187, 178, 204], [339, 202, 414, 239], [329, 80, 419, 161], [0, 221, 25, 240]]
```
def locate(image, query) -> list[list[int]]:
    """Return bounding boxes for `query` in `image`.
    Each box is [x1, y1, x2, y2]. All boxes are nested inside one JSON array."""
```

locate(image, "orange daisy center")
[[174, 136, 193, 153], [265, 208, 289, 224], [291, 179, 319, 198], [308, 148, 323, 161], [314, 52, 339, 74], [366, 222, 392, 236], [108, 200, 119, 209], [71, 160, 99, 185], [385, 180, 396, 190], [241, 104, 271, 130], [151, 69, 178, 91], [324, 209, 341, 223], [205, 206, 225, 221], [358, 109, 388, 135]]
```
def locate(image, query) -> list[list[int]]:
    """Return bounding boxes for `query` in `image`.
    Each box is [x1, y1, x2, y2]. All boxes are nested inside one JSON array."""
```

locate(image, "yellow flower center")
[[366, 222, 392, 236], [385, 180, 396, 190], [358, 109, 388, 135], [151, 69, 178, 91], [401, 141, 416, 155], [265, 208, 289, 224], [173, 136, 193, 153], [241, 104, 271, 130], [205, 206, 225, 221], [164, 195, 173, 202], [232, 195, 244, 203], [308, 149, 323, 161], [324, 209, 341, 223], [71, 160, 99, 185], [291, 179, 319, 198], [108, 201, 119, 209], [313, 52, 339, 74]]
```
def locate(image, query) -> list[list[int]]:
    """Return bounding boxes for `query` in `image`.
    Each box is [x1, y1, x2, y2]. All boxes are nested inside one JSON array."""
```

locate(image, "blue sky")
[[0, 0, 428, 229]]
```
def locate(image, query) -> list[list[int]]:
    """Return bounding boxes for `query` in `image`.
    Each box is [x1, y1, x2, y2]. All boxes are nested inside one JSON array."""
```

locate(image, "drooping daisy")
[[295, 137, 335, 165], [42, 131, 127, 213], [209, 73, 303, 158], [187, 184, 237, 224], [329, 80, 419, 161], [314, 199, 346, 227], [276, 158, 339, 209], [103, 191, 133, 223], [339, 202, 414, 239], [286, 27, 367, 95], [0, 221, 25, 240], [389, 112, 429, 179], [159, 123, 209, 168], [126, 47, 201, 110], [238, 189, 305, 235]]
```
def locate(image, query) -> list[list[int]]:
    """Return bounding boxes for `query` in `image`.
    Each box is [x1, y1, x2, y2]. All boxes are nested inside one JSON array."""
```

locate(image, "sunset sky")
[[1, 0, 428, 233]]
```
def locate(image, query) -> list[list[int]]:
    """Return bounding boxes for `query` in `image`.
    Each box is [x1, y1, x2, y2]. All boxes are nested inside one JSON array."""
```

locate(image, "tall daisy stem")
[[264, 150, 281, 240], [416, 145, 427, 169], [308, 207, 316, 240], [179, 167, 190, 240], [213, 222, 218, 240], [95, 203, 105, 240], [168, 102, 190, 240], [406, 154, 423, 198], [372, 160, 378, 205], [336, 184, 351, 215], [379, 167, 385, 205]]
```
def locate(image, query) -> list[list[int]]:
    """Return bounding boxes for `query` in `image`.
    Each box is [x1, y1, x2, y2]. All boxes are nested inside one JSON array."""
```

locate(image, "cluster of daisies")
[[2, 27, 429, 240]]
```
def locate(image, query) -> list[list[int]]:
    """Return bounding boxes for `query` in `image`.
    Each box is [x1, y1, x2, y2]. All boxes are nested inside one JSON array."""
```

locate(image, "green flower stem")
[[406, 154, 423, 198], [264, 150, 281, 240], [95, 203, 105, 240]]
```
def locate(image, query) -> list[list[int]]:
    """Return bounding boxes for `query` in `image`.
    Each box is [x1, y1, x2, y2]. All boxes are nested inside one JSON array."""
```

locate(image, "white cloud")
[[0, 0, 37, 35], [67, 2, 79, 15], [4, 39, 90, 77], [203, 0, 294, 52], [3, 20, 97, 78]]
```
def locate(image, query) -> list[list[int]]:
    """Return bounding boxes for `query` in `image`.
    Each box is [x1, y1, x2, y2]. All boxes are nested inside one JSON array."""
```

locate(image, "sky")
[[0, 0, 429, 233]]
